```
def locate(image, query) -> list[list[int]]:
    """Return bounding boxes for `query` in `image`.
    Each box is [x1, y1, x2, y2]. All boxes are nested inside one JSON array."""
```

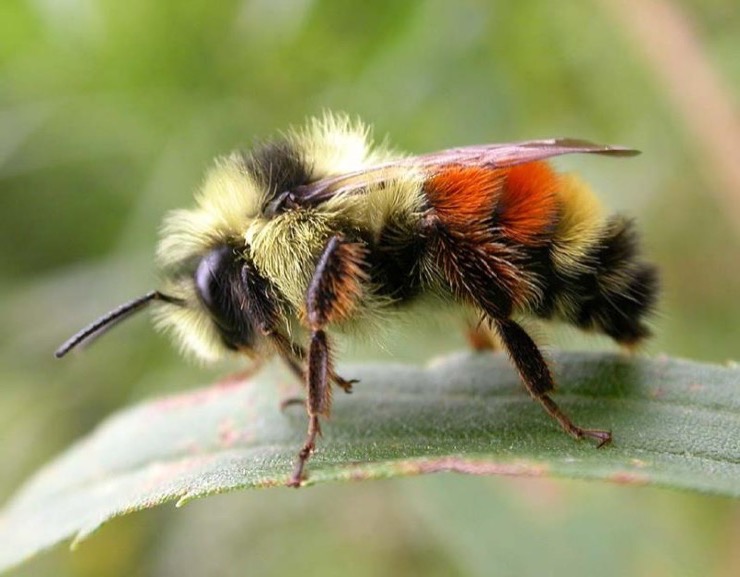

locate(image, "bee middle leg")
[[465, 318, 502, 351], [287, 235, 368, 487], [269, 332, 356, 402]]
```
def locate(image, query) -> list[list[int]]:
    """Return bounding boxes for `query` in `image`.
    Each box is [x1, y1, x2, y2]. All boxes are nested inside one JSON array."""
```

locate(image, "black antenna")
[[55, 291, 183, 358]]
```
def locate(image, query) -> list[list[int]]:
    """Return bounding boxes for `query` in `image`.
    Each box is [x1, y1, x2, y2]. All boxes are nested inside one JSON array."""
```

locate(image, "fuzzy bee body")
[[58, 113, 658, 486]]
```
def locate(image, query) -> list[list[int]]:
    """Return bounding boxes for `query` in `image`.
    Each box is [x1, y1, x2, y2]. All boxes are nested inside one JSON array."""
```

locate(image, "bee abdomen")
[[535, 216, 659, 346]]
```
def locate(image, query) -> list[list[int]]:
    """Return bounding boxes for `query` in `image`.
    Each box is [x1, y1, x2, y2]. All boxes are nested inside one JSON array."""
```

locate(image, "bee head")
[[55, 150, 276, 362], [55, 243, 264, 361], [147, 237, 273, 362], [56, 112, 382, 362]]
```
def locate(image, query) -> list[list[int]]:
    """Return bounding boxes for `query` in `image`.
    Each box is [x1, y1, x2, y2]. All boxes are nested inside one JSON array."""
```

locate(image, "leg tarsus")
[[272, 332, 357, 394], [287, 415, 322, 488], [287, 330, 331, 486], [493, 318, 611, 447], [538, 393, 612, 447], [333, 374, 358, 394]]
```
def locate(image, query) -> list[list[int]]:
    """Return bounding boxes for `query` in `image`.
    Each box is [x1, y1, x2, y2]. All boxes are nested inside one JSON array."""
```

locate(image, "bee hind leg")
[[493, 318, 611, 447], [428, 214, 609, 446]]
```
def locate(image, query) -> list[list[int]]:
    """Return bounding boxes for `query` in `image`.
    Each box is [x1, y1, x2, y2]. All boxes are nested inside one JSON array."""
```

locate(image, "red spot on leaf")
[[609, 471, 650, 486], [152, 373, 252, 411]]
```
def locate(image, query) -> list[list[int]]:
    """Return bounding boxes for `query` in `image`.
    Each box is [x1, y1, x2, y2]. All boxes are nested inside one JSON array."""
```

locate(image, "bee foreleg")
[[268, 331, 355, 393], [493, 318, 611, 447], [288, 235, 367, 486], [267, 331, 305, 380]]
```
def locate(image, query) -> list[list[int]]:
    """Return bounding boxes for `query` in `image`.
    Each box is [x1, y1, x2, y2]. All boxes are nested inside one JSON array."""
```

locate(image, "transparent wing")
[[283, 138, 639, 208], [414, 138, 639, 167]]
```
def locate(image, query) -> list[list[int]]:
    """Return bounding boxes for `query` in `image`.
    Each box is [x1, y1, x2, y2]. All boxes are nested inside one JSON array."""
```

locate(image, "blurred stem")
[[603, 0, 740, 234]]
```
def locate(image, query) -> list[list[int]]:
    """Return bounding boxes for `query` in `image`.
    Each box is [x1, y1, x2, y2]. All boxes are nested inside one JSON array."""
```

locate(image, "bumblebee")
[[57, 112, 658, 486]]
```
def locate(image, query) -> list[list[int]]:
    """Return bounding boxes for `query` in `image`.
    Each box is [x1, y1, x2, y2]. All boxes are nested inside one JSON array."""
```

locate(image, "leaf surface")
[[1, 352, 739, 572]]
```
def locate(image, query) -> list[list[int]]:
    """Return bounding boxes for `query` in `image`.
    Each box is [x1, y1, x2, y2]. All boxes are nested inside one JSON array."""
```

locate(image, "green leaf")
[[1, 352, 739, 572]]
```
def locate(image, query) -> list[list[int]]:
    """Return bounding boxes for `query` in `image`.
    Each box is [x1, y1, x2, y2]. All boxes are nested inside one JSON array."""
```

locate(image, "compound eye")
[[193, 246, 240, 333], [193, 245, 255, 351], [194, 247, 231, 311]]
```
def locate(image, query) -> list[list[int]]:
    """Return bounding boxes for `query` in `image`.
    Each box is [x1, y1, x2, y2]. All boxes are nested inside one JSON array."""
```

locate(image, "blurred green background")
[[2, 0, 740, 575]]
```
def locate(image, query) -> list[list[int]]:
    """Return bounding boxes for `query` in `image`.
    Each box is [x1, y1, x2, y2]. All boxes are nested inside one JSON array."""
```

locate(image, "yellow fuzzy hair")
[[152, 285, 224, 362], [153, 112, 417, 361], [156, 153, 263, 270], [288, 112, 398, 179], [550, 173, 612, 322], [551, 173, 605, 273], [245, 210, 340, 310]]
